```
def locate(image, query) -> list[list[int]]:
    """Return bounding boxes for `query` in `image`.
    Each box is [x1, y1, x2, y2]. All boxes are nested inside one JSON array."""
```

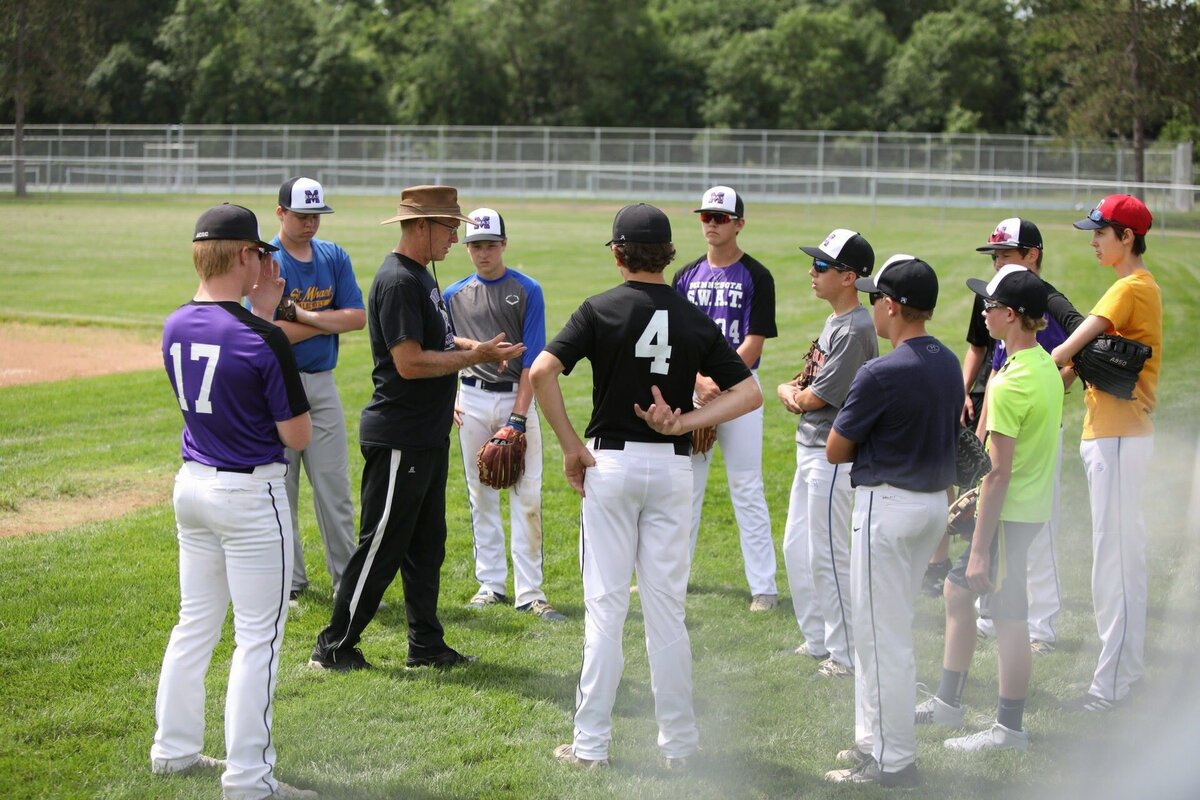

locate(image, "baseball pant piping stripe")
[[457, 433, 485, 586], [1111, 437, 1128, 701], [864, 490, 888, 766], [827, 461, 852, 662], [334, 449, 402, 652], [256, 480, 288, 794], [574, 507, 588, 721]]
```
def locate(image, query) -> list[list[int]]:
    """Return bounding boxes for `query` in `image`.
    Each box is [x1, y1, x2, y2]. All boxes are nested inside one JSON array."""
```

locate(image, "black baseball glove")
[[955, 427, 991, 489], [1072, 334, 1152, 400]]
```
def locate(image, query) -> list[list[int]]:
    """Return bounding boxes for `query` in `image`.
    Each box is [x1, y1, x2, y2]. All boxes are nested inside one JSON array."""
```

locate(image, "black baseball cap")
[[606, 203, 672, 246], [855, 254, 938, 310], [800, 228, 875, 277], [278, 176, 334, 214], [976, 217, 1043, 252], [193, 203, 278, 251], [966, 264, 1048, 318]]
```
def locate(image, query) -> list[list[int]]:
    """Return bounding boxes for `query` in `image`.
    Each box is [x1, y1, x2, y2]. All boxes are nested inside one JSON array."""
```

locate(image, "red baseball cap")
[[1074, 194, 1153, 236]]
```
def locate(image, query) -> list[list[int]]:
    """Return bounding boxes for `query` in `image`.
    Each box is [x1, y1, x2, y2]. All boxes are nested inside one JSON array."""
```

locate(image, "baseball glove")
[[955, 427, 992, 489], [1072, 334, 1152, 400], [947, 486, 980, 539], [794, 339, 821, 390], [476, 426, 527, 489], [693, 425, 717, 455]]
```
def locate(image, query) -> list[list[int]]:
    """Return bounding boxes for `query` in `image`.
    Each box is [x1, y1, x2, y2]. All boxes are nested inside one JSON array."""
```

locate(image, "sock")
[[997, 696, 1025, 731], [936, 668, 967, 707]]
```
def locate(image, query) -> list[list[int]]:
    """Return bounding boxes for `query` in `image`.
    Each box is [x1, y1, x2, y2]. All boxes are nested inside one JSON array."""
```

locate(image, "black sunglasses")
[[813, 258, 852, 274]]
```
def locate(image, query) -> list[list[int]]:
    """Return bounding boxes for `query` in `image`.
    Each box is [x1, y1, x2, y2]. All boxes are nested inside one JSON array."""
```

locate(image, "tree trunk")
[[13, 0, 27, 198], [1129, 0, 1145, 197]]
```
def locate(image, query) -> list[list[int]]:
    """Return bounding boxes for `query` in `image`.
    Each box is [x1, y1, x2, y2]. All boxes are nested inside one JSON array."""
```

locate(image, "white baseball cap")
[[278, 177, 333, 214], [694, 185, 744, 218], [464, 208, 506, 242]]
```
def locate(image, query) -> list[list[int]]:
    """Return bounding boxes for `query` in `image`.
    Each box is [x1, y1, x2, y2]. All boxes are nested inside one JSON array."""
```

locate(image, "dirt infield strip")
[[0, 322, 168, 536]]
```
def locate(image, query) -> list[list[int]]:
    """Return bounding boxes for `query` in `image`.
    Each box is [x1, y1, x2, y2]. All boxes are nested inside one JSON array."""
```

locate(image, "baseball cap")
[[800, 228, 875, 277], [976, 217, 1043, 252], [278, 176, 334, 214], [855, 254, 938, 310], [966, 263, 1048, 318], [464, 207, 506, 242], [606, 203, 672, 246], [193, 203, 278, 252], [1074, 194, 1153, 236], [694, 185, 744, 219]]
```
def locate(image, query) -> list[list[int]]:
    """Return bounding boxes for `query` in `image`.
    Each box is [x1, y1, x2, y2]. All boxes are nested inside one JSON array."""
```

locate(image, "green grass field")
[[1, 192, 1198, 799]]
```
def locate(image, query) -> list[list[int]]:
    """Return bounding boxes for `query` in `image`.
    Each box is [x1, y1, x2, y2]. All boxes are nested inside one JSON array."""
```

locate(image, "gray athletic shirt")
[[796, 304, 878, 448]]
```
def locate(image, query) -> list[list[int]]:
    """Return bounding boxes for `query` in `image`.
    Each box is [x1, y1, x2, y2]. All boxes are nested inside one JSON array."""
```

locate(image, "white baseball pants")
[[689, 373, 777, 596], [851, 484, 947, 774], [285, 370, 356, 594], [152, 461, 293, 800], [456, 383, 545, 607], [573, 442, 698, 761], [782, 443, 854, 665], [1082, 435, 1153, 703]]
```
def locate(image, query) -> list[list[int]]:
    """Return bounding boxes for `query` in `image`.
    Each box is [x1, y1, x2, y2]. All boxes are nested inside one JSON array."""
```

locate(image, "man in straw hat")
[[311, 185, 525, 671]]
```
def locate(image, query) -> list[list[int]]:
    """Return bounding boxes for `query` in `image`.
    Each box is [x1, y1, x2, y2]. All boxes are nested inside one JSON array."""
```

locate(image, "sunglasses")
[[868, 292, 884, 305], [982, 299, 1006, 311], [699, 212, 735, 225], [244, 245, 271, 258], [812, 258, 844, 274]]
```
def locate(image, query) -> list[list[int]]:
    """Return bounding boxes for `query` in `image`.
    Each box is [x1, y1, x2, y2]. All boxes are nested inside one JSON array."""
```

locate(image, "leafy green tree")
[[879, 0, 1024, 132]]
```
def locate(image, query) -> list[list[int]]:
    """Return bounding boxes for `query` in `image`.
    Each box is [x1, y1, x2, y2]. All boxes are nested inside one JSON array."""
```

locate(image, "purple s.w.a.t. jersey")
[[163, 301, 309, 469], [672, 253, 777, 368]]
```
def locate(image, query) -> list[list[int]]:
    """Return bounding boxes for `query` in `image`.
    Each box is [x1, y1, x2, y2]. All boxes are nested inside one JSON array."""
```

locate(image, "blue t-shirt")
[[271, 237, 364, 373], [163, 301, 310, 469], [833, 335, 963, 492]]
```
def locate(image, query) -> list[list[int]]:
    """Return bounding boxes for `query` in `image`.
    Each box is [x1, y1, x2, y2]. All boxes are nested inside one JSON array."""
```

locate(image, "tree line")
[[3, 0, 1199, 148]]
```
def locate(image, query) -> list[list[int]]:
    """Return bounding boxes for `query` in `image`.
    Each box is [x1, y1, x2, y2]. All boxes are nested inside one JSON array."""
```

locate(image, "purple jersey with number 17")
[[163, 301, 309, 469]]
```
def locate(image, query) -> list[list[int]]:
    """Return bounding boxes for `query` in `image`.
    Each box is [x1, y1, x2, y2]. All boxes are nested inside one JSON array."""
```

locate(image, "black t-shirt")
[[544, 280, 751, 447], [359, 252, 457, 449]]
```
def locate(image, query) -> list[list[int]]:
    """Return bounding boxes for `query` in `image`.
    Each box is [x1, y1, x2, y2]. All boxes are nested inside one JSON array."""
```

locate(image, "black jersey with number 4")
[[544, 281, 751, 446]]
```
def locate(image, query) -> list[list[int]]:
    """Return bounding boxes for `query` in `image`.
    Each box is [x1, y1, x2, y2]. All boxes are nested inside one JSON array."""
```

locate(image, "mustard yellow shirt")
[[1082, 268, 1162, 439]]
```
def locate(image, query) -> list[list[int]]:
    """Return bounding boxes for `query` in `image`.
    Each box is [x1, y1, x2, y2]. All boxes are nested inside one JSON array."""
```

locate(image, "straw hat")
[[380, 185, 475, 225]]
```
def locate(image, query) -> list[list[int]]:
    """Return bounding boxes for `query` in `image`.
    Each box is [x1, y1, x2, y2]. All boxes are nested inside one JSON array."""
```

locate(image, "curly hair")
[[613, 242, 676, 273]]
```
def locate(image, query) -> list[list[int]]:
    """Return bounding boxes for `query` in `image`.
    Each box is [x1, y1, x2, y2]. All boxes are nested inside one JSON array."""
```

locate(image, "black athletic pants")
[[317, 443, 450, 659]]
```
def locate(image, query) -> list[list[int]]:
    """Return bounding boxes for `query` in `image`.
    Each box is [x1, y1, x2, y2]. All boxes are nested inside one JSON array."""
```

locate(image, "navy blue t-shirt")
[[832, 335, 963, 492]]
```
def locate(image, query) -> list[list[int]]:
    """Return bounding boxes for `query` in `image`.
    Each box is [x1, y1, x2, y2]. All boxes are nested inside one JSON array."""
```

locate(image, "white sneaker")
[[152, 753, 225, 775], [817, 657, 854, 678], [223, 780, 319, 799], [793, 641, 830, 660], [914, 692, 965, 728], [944, 722, 1029, 752]]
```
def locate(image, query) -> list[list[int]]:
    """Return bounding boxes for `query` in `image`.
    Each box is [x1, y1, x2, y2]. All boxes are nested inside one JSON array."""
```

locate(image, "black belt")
[[594, 436, 691, 457], [461, 376, 515, 393], [215, 466, 256, 474]]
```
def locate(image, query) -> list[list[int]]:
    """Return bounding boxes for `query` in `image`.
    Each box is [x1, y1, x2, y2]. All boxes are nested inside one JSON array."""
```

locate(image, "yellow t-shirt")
[[1082, 268, 1162, 439]]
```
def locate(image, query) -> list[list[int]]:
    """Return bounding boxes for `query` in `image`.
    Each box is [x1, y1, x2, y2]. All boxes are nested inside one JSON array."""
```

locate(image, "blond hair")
[[192, 240, 244, 280], [900, 305, 933, 323]]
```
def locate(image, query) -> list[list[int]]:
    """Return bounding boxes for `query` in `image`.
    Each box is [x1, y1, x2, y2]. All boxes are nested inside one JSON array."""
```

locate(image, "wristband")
[[507, 413, 527, 433]]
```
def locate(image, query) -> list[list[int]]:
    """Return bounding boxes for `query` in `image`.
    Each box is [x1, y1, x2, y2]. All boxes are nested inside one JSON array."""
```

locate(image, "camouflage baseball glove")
[[1072, 334, 1151, 401], [955, 427, 991, 489], [794, 339, 821, 390], [947, 486, 980, 539], [476, 425, 527, 490]]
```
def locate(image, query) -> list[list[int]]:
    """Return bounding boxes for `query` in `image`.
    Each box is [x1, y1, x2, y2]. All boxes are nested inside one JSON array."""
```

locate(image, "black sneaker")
[[406, 648, 479, 668], [921, 559, 951, 598], [1061, 692, 1123, 712], [309, 645, 372, 672]]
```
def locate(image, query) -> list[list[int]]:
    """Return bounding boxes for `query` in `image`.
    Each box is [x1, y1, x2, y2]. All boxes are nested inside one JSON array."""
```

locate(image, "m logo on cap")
[[305, 189, 321, 205], [475, 215, 492, 230], [709, 191, 726, 205]]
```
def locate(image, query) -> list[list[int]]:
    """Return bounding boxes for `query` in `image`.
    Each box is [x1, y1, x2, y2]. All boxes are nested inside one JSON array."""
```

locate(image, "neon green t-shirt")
[[986, 346, 1064, 522]]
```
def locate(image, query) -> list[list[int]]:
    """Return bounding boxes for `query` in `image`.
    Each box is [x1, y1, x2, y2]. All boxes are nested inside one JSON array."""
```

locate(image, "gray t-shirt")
[[797, 304, 878, 448]]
